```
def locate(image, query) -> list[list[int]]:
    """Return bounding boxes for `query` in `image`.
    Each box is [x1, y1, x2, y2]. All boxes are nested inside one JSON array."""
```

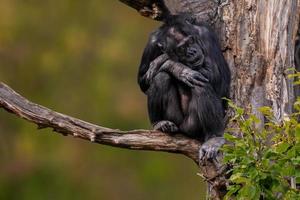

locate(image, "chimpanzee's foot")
[[199, 137, 225, 161], [153, 120, 179, 133]]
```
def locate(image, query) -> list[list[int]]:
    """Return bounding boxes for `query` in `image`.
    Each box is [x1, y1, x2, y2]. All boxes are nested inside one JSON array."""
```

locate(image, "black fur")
[[138, 14, 231, 144]]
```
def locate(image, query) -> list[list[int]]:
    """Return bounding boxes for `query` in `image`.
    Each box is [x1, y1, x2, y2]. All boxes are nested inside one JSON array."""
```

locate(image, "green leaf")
[[293, 80, 300, 85], [237, 107, 244, 115], [287, 147, 296, 158], [248, 167, 259, 179], [275, 142, 290, 154], [295, 168, 300, 178], [287, 73, 300, 78], [281, 165, 295, 176], [285, 68, 297, 73], [230, 173, 250, 184], [296, 125, 300, 141], [224, 185, 241, 200], [238, 184, 259, 200], [224, 133, 238, 142], [264, 149, 278, 159], [259, 106, 273, 115], [294, 99, 300, 111], [292, 156, 300, 165]]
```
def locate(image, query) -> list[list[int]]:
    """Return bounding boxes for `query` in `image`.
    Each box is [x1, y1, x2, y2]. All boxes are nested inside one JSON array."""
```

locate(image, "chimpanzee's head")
[[158, 20, 205, 68]]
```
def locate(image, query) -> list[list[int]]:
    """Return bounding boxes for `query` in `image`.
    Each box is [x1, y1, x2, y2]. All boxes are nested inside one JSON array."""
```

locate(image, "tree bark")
[[222, 0, 299, 122], [119, 0, 300, 199]]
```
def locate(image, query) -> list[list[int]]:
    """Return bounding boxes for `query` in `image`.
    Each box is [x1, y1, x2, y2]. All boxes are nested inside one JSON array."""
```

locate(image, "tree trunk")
[[120, 0, 300, 199], [222, 0, 299, 123]]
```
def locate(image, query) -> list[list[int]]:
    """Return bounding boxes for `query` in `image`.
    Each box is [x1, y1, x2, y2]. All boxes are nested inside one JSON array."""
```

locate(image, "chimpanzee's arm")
[[138, 31, 164, 93], [192, 23, 231, 99], [159, 60, 209, 87], [144, 54, 169, 83]]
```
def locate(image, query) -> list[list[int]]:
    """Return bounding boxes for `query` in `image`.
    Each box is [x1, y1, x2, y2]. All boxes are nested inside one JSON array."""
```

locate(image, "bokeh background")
[[0, 1, 206, 199]]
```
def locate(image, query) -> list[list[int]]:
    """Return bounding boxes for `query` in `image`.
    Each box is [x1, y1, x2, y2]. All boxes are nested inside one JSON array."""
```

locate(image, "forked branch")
[[0, 82, 200, 163]]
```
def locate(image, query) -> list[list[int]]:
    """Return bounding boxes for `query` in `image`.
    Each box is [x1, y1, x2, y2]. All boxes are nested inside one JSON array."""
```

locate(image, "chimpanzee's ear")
[[157, 42, 163, 48], [157, 42, 166, 51]]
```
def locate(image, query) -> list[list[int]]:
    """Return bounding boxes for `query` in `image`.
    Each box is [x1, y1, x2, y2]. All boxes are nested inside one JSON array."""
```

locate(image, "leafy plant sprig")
[[223, 71, 300, 200]]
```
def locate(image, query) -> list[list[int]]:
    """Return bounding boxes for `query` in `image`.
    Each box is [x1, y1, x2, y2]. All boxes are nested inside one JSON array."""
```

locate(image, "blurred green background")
[[0, 1, 206, 199]]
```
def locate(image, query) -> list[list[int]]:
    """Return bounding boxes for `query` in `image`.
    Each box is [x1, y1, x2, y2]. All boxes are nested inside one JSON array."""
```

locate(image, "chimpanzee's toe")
[[199, 137, 225, 161], [154, 121, 179, 133]]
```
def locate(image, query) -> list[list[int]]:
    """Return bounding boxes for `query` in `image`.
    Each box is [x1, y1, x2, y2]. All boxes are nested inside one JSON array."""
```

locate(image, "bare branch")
[[119, 0, 168, 20], [0, 82, 200, 163]]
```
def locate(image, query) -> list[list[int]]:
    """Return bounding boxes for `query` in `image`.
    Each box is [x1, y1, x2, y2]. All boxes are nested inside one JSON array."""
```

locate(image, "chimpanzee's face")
[[161, 27, 204, 67], [174, 35, 204, 66]]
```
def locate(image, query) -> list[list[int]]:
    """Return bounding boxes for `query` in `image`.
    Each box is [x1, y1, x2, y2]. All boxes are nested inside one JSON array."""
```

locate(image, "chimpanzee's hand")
[[145, 54, 169, 84], [179, 68, 209, 88]]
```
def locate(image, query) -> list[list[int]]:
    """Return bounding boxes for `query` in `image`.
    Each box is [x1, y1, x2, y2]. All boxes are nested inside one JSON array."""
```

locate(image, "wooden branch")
[[119, 0, 168, 20], [0, 82, 200, 163], [118, 0, 223, 25]]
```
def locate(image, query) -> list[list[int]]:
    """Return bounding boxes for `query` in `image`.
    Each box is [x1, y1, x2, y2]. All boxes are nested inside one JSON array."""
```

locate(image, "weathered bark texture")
[[119, 0, 300, 199], [222, 1, 299, 123]]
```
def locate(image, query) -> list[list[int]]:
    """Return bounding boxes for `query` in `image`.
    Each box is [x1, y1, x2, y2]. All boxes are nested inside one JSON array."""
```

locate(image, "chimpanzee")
[[137, 14, 231, 160]]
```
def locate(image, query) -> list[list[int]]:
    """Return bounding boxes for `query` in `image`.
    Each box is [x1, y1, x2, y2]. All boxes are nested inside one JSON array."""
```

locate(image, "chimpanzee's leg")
[[179, 85, 226, 160], [179, 85, 224, 140], [147, 72, 183, 132]]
